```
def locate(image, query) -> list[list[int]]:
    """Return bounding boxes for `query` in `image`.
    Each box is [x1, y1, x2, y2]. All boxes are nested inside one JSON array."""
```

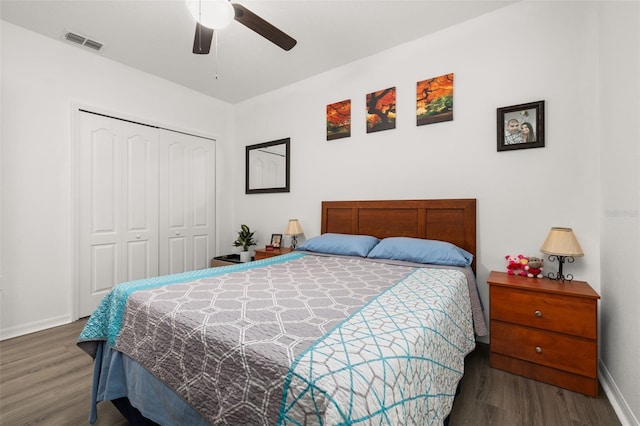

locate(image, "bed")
[[78, 198, 487, 425]]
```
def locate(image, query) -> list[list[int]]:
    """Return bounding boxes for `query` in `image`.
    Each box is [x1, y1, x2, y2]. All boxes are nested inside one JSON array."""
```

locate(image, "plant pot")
[[240, 251, 251, 263]]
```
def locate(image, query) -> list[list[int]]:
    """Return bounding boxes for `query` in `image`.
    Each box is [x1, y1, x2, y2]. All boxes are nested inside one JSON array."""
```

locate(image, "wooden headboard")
[[321, 199, 477, 272]]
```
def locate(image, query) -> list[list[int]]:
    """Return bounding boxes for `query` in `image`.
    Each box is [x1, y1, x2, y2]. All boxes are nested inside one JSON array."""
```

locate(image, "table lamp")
[[285, 219, 303, 249], [540, 227, 584, 282]]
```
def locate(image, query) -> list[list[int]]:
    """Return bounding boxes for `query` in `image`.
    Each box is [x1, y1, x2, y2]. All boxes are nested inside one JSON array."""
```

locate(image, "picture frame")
[[497, 100, 545, 152], [270, 233, 282, 248], [246, 138, 290, 194]]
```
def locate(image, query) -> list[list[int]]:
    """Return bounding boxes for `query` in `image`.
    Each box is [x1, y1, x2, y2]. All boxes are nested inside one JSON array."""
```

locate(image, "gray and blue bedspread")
[[78, 252, 482, 425]]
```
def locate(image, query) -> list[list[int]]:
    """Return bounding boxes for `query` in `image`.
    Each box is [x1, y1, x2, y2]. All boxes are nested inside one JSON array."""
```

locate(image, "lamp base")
[[545, 255, 575, 282], [290, 235, 298, 250]]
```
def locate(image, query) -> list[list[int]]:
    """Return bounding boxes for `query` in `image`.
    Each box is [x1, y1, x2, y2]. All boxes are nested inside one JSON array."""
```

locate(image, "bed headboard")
[[321, 199, 477, 272]]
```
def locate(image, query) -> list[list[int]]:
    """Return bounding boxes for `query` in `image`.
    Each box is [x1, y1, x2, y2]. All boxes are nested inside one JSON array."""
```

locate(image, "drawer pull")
[[534, 310, 542, 318], [535, 346, 543, 354]]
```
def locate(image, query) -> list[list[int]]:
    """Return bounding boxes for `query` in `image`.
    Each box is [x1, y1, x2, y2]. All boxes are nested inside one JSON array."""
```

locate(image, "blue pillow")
[[296, 233, 380, 257], [367, 237, 473, 267]]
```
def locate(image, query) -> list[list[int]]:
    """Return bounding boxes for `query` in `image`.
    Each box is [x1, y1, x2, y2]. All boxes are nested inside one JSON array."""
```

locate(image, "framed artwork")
[[366, 87, 396, 133], [326, 99, 351, 140], [497, 100, 545, 151], [270, 233, 282, 248], [416, 73, 454, 126]]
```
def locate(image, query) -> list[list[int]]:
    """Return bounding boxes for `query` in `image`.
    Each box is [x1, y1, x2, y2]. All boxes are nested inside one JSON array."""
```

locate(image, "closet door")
[[159, 130, 216, 275], [78, 112, 159, 317]]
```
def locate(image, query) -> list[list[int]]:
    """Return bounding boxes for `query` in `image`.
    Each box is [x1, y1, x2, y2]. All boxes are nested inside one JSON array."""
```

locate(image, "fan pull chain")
[[215, 31, 219, 80]]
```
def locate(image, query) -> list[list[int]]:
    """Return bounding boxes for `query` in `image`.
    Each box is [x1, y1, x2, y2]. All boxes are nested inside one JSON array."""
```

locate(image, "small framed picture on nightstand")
[[271, 234, 282, 248]]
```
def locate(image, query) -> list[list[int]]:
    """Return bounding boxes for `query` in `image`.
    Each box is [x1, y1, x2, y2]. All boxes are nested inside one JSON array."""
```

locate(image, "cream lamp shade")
[[540, 227, 583, 281], [285, 219, 303, 249], [540, 227, 584, 257], [186, 0, 234, 29]]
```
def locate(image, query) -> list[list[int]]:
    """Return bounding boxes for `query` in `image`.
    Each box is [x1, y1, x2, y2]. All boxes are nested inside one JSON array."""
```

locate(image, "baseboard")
[[0, 314, 73, 341], [600, 360, 640, 426]]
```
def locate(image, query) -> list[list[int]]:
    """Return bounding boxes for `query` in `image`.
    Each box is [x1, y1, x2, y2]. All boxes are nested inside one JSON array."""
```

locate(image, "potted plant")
[[233, 224, 257, 262]]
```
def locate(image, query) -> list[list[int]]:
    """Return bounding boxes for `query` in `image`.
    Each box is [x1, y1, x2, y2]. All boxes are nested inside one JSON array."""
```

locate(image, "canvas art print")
[[416, 73, 454, 126], [326, 99, 351, 140], [366, 87, 396, 133]]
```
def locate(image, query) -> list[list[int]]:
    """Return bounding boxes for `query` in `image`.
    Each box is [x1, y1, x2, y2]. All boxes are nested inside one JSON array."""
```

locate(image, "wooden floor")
[[0, 319, 621, 426]]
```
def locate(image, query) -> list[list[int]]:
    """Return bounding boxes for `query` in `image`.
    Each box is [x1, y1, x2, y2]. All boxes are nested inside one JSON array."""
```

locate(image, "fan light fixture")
[[186, 0, 234, 29]]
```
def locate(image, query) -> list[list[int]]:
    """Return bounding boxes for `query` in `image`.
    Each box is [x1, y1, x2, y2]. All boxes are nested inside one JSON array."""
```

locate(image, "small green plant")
[[233, 224, 257, 251]]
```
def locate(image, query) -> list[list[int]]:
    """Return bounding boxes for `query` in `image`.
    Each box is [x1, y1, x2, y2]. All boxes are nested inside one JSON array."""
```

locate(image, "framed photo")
[[270, 233, 282, 248], [497, 100, 545, 151]]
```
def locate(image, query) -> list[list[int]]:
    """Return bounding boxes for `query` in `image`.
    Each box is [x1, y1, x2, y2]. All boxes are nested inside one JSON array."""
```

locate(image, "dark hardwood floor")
[[448, 344, 621, 426], [1, 320, 621, 425]]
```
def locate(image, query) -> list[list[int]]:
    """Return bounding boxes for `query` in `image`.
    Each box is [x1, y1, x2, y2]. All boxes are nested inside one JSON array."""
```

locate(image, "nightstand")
[[487, 271, 600, 397], [210, 254, 249, 267], [254, 247, 293, 260]]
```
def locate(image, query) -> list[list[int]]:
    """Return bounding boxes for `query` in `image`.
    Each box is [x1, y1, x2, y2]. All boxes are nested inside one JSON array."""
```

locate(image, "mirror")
[[246, 138, 290, 194]]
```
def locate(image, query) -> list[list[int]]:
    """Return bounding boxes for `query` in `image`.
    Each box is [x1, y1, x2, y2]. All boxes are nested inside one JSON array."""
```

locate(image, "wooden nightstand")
[[254, 247, 293, 260], [487, 271, 600, 397], [210, 254, 247, 267]]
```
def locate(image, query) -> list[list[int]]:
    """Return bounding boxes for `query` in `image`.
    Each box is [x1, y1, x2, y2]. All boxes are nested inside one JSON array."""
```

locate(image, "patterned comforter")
[[78, 252, 481, 425]]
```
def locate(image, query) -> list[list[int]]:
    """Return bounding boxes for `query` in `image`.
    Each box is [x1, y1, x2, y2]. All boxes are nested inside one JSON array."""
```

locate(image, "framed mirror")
[[246, 138, 290, 194]]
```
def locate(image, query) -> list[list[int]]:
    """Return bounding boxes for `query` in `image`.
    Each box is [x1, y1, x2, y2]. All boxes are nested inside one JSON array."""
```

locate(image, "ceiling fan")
[[187, 0, 297, 55]]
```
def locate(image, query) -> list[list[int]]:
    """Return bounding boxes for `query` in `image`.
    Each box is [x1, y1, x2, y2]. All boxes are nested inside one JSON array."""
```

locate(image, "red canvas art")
[[416, 73, 454, 126], [366, 87, 396, 133], [326, 99, 351, 140]]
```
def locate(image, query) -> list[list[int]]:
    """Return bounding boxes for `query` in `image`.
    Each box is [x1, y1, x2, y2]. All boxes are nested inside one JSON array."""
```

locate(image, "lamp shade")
[[186, 0, 234, 29], [540, 227, 584, 257], [285, 219, 303, 236]]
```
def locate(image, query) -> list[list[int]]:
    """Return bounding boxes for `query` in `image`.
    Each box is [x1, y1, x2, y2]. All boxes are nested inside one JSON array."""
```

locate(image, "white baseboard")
[[0, 314, 73, 341], [600, 360, 640, 426]]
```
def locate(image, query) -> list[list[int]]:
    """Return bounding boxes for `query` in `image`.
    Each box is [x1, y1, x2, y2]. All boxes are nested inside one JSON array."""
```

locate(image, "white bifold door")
[[77, 112, 215, 317], [158, 130, 216, 276]]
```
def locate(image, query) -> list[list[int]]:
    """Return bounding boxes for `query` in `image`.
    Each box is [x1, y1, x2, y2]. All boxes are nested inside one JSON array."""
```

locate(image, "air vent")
[[64, 31, 85, 45], [83, 39, 103, 51], [63, 30, 103, 51]]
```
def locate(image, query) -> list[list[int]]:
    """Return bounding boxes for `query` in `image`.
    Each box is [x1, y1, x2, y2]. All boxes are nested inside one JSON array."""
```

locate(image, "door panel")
[[193, 234, 209, 270], [159, 130, 215, 275], [78, 112, 159, 317], [91, 244, 117, 293], [168, 236, 186, 274], [123, 123, 159, 283]]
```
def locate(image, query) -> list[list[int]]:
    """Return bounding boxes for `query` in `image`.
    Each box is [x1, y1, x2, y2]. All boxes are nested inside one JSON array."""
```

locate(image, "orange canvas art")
[[326, 99, 351, 140], [366, 87, 396, 133], [416, 73, 454, 126]]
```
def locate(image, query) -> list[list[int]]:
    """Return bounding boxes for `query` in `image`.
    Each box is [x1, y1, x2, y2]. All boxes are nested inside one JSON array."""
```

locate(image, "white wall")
[[232, 2, 637, 423], [598, 2, 640, 424], [233, 0, 601, 329], [0, 21, 234, 338]]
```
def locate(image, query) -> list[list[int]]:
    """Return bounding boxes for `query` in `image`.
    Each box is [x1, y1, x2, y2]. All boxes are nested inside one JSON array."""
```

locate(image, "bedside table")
[[487, 271, 600, 397], [254, 247, 293, 260]]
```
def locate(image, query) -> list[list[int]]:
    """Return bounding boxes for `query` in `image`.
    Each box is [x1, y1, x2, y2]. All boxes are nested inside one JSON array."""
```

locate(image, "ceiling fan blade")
[[193, 22, 214, 54], [232, 3, 297, 51]]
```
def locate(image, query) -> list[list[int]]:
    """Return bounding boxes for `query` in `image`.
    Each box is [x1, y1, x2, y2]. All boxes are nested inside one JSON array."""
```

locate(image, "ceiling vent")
[[63, 30, 103, 51]]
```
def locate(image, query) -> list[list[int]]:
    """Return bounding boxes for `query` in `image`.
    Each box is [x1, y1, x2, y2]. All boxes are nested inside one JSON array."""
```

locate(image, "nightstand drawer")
[[254, 247, 292, 260], [491, 321, 597, 377], [490, 286, 596, 338]]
